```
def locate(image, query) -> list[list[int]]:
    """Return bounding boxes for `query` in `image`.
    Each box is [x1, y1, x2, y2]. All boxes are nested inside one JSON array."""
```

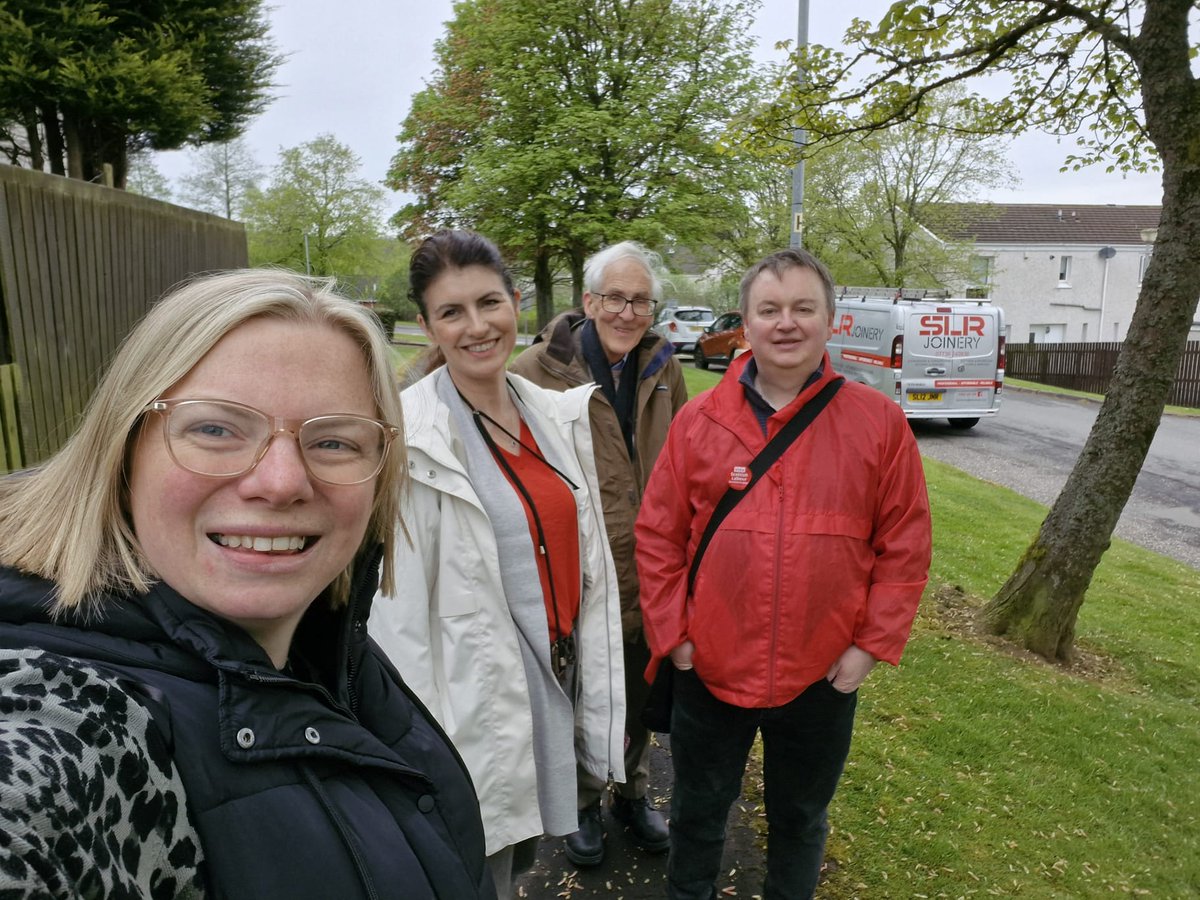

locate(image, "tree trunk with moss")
[[983, 1, 1200, 659]]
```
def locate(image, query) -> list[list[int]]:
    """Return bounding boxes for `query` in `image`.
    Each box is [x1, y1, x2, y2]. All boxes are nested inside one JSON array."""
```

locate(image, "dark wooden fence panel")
[[1007, 340, 1200, 409], [0, 164, 248, 471]]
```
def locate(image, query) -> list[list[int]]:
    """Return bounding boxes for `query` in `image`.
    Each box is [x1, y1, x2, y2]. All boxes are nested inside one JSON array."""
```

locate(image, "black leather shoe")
[[611, 795, 670, 853], [563, 800, 605, 867]]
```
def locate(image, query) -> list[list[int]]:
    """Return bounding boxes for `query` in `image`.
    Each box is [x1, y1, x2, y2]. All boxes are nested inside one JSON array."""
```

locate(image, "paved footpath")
[[515, 735, 768, 899]]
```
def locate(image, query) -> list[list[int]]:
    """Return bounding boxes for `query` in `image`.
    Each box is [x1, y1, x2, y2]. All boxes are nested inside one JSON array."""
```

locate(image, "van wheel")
[[949, 418, 979, 430], [694, 345, 709, 370]]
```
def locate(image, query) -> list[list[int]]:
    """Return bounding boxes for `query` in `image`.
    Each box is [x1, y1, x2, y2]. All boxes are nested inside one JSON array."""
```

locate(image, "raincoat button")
[[236, 728, 255, 749], [417, 794, 435, 813], [304, 726, 321, 745]]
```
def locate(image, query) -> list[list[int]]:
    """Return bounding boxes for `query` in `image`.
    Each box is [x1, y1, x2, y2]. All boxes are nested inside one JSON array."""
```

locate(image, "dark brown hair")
[[739, 248, 836, 317], [408, 230, 516, 315]]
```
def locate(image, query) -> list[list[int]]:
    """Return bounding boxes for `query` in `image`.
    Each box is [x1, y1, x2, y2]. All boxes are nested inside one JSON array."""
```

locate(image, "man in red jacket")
[[636, 248, 931, 900]]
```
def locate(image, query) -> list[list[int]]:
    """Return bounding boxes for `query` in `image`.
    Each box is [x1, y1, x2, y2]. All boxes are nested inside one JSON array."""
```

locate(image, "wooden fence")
[[1006, 340, 1200, 409], [0, 164, 248, 472]]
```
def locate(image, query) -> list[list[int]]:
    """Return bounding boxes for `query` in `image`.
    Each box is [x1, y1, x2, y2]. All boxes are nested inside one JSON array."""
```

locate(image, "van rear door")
[[901, 305, 1003, 419]]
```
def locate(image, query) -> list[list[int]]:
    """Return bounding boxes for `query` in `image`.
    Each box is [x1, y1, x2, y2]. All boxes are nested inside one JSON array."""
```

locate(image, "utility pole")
[[790, 0, 809, 248]]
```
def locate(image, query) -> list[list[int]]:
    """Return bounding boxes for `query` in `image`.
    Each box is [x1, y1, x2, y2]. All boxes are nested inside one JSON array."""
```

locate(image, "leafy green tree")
[[177, 137, 262, 219], [703, 144, 793, 276], [124, 149, 173, 201], [244, 134, 386, 277], [390, 0, 762, 326], [794, 86, 1014, 288], [753, 1, 1195, 663], [0, 0, 279, 187]]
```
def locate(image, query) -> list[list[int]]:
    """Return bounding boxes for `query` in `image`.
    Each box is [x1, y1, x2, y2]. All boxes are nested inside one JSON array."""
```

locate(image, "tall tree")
[[752, 1, 1194, 663], [708, 149, 791, 272], [124, 149, 173, 202], [244, 134, 386, 277], [795, 86, 1015, 288], [178, 138, 262, 219], [390, 0, 761, 326], [0, 0, 279, 187]]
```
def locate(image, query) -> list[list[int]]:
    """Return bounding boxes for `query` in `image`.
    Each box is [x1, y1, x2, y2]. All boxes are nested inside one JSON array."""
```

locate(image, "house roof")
[[927, 203, 1162, 245]]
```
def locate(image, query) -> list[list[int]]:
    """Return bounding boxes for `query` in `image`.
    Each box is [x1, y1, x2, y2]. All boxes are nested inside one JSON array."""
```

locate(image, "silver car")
[[652, 305, 715, 353]]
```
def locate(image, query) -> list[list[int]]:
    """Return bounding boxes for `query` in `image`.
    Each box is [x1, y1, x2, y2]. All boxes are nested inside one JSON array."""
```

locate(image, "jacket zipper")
[[302, 764, 380, 900], [768, 480, 785, 705]]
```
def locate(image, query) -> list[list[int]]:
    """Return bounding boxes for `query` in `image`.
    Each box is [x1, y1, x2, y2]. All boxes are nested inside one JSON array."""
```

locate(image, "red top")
[[499, 421, 581, 641]]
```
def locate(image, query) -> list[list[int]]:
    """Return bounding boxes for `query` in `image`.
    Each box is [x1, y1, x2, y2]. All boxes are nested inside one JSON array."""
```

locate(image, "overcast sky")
[[154, 0, 1164, 220]]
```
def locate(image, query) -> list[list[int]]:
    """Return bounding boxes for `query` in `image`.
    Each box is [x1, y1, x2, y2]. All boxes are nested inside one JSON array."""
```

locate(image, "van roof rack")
[[835, 285, 953, 302]]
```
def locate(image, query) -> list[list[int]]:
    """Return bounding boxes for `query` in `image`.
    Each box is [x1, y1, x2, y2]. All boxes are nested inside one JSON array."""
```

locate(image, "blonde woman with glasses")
[[0, 270, 494, 899]]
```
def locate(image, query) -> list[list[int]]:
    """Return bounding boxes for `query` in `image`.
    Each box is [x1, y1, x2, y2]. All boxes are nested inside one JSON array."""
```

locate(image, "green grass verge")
[[814, 459, 1200, 898], [1006, 376, 1199, 417]]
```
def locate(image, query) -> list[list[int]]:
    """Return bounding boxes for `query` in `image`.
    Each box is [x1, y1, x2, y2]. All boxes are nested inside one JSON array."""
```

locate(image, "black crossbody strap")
[[687, 377, 843, 593]]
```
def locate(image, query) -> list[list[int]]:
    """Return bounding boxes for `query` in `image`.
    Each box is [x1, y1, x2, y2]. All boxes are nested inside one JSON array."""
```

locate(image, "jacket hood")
[[0, 548, 383, 697], [702, 349, 840, 435]]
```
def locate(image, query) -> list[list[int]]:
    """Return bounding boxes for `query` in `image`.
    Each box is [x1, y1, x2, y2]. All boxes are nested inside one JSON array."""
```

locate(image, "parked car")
[[694, 311, 746, 369], [652, 305, 715, 353]]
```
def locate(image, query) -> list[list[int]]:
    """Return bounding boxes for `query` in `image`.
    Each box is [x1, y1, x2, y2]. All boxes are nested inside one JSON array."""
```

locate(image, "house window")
[[1139, 253, 1152, 283], [966, 255, 992, 299], [1058, 255, 1072, 285]]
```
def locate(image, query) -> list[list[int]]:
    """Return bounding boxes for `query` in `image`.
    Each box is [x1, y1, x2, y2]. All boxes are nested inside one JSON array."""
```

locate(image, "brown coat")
[[511, 310, 687, 639]]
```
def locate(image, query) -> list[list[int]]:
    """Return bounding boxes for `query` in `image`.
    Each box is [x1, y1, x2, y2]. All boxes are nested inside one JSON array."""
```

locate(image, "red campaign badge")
[[728, 465, 752, 491]]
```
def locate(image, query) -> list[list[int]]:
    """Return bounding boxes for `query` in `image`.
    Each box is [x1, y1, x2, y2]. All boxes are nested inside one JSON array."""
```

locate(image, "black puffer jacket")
[[0, 553, 495, 900]]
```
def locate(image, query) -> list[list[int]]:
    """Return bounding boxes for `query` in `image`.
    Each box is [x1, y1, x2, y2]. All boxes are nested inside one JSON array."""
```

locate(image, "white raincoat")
[[370, 369, 624, 855]]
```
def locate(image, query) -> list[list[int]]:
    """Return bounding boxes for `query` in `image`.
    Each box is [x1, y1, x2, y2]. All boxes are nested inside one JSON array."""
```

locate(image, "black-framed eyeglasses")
[[144, 399, 400, 486], [595, 292, 657, 317]]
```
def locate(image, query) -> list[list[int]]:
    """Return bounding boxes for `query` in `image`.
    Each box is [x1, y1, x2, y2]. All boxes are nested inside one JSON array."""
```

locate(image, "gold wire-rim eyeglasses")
[[144, 398, 400, 486]]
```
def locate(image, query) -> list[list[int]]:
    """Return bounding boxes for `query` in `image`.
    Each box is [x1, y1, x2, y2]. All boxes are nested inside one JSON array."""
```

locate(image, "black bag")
[[638, 377, 843, 734]]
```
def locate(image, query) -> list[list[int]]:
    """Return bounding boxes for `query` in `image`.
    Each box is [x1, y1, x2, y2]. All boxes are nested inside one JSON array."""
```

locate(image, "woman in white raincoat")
[[369, 230, 624, 899]]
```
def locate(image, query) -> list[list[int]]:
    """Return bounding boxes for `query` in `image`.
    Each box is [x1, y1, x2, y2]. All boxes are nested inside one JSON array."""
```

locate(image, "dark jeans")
[[667, 670, 858, 900]]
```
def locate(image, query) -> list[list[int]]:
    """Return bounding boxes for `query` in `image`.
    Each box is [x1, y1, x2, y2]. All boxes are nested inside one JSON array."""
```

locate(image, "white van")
[[828, 289, 1005, 429]]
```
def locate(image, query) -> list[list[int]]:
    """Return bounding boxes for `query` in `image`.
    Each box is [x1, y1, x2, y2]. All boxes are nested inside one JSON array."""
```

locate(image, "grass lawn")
[[391, 345, 1198, 897], [797, 461, 1200, 898]]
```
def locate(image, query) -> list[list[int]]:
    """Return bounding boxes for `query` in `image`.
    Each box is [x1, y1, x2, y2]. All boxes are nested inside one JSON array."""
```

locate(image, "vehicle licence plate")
[[908, 392, 943, 402]]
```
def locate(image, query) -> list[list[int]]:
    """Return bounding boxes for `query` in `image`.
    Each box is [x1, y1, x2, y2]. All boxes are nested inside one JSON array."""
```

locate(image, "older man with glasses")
[[511, 240, 687, 867]]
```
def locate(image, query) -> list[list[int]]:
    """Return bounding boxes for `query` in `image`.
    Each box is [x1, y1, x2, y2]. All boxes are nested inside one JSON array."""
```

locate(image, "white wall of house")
[[963, 242, 1200, 344], [966, 241, 1157, 343]]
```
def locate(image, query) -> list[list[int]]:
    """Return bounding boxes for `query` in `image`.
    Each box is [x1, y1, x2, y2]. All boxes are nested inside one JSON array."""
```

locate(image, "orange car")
[[693, 311, 746, 369]]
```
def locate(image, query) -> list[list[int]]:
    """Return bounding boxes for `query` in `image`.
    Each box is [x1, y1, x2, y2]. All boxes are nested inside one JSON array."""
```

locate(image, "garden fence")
[[0, 164, 248, 472], [1006, 340, 1200, 409]]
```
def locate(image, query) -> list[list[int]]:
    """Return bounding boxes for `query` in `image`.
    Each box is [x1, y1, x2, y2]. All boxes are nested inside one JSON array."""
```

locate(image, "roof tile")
[[928, 203, 1161, 244]]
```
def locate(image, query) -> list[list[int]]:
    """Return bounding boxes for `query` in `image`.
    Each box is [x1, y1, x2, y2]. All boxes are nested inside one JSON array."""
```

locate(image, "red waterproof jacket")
[[635, 352, 931, 708]]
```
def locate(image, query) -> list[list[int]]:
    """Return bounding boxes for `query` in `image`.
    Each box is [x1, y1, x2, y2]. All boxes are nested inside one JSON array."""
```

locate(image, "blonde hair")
[[0, 269, 405, 611]]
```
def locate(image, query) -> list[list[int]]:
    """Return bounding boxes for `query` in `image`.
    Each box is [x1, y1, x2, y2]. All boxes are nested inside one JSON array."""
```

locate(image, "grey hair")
[[583, 241, 669, 301]]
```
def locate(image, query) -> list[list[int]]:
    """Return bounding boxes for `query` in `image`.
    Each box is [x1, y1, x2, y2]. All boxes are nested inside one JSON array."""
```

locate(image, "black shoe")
[[563, 800, 605, 867], [611, 795, 670, 853]]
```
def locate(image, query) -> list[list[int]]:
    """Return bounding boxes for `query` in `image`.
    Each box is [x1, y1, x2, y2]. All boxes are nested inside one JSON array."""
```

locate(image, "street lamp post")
[[303, 232, 312, 276], [790, 0, 809, 249]]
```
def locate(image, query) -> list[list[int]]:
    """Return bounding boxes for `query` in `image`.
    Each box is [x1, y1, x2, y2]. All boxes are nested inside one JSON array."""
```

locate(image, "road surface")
[[912, 388, 1200, 570]]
